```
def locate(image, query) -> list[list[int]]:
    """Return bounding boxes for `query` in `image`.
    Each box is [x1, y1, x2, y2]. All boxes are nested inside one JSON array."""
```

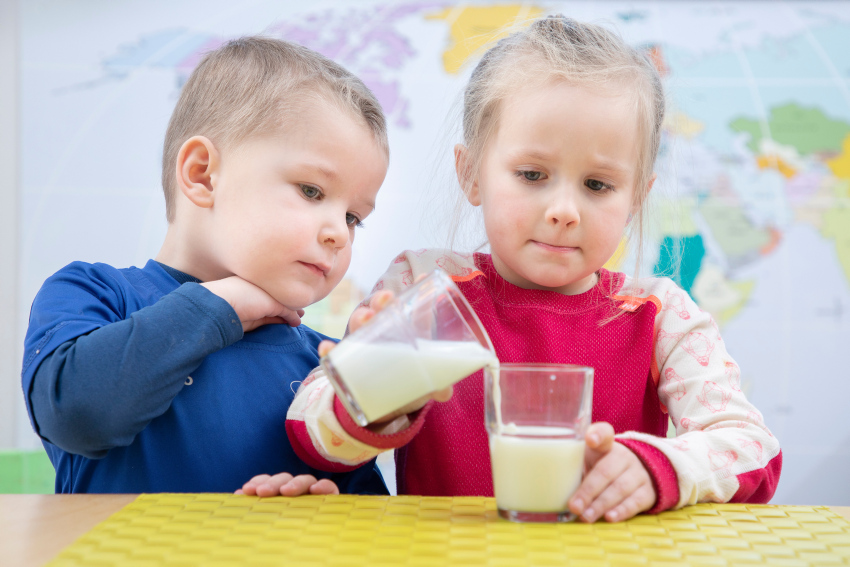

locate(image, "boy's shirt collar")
[[153, 261, 202, 285]]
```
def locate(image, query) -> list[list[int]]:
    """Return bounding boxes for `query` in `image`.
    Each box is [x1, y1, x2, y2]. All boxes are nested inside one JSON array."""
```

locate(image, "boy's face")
[[209, 103, 388, 310]]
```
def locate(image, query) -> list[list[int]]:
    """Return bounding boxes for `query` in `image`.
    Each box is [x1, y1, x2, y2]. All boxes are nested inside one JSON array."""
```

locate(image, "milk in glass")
[[489, 427, 585, 513], [327, 338, 497, 422]]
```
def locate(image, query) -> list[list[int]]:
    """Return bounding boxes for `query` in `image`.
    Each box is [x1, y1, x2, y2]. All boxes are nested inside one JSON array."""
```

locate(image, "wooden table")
[[1, 495, 848, 567]]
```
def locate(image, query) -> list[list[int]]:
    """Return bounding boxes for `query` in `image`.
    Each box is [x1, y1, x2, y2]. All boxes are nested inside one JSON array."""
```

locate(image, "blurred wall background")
[[1, 0, 849, 504]]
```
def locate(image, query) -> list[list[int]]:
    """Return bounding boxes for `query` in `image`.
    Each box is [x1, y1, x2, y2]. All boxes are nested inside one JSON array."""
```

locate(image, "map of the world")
[[19, 1, 850, 504]]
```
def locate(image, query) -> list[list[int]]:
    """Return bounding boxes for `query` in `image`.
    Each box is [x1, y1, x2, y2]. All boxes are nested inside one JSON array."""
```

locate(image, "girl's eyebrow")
[[507, 148, 556, 162]]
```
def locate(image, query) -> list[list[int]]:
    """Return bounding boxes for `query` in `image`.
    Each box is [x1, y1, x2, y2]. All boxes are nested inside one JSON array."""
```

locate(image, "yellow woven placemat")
[[48, 494, 850, 566]]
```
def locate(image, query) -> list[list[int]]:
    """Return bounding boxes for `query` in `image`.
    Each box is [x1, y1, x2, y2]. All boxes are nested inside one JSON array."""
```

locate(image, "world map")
[[19, 1, 850, 504]]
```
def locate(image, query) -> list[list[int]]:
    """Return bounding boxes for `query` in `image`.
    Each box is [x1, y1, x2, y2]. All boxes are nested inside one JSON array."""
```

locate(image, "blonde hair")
[[161, 36, 388, 222], [458, 15, 665, 271]]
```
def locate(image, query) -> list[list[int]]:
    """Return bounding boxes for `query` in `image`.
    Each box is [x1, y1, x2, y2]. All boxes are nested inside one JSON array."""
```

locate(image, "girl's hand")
[[568, 422, 656, 523], [318, 287, 454, 425], [202, 276, 304, 332], [236, 473, 339, 497]]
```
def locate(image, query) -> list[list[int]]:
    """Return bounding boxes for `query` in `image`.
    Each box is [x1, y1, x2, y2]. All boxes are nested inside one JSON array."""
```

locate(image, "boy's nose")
[[319, 217, 350, 249]]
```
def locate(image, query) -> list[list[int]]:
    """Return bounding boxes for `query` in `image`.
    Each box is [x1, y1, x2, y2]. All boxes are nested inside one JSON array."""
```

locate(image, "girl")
[[240, 16, 781, 522]]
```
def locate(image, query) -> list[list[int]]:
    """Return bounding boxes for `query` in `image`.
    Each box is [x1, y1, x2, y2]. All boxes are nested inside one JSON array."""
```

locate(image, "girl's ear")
[[176, 136, 221, 209], [454, 144, 481, 206], [632, 173, 657, 217]]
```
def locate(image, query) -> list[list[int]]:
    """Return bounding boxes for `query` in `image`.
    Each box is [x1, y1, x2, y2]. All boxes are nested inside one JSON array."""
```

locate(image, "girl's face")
[[461, 80, 647, 295]]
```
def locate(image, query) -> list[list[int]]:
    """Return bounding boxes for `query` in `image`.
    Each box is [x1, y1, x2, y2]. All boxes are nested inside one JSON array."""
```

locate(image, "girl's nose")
[[547, 188, 580, 226]]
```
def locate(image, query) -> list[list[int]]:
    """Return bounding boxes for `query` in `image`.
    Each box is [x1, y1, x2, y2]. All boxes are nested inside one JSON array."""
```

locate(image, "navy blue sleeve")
[[24, 265, 243, 459], [330, 460, 389, 495]]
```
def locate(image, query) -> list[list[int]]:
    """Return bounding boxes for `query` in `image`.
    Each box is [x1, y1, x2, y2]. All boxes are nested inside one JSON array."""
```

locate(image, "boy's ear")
[[454, 144, 481, 206], [176, 136, 221, 209]]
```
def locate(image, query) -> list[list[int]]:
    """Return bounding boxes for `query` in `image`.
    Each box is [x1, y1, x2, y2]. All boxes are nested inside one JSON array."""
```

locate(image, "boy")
[[21, 37, 390, 494]]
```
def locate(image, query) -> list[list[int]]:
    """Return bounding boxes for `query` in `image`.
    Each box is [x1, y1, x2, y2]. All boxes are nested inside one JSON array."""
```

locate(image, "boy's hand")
[[202, 276, 304, 332], [236, 473, 339, 497], [568, 422, 656, 523], [318, 287, 454, 426]]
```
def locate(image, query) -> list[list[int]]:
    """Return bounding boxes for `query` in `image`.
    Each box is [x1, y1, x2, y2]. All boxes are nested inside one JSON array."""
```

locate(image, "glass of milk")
[[322, 269, 497, 426], [485, 364, 594, 523]]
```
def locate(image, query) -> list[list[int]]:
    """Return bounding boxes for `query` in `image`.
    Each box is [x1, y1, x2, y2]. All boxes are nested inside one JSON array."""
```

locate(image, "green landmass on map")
[[730, 103, 850, 155], [653, 235, 705, 295], [698, 197, 773, 264]]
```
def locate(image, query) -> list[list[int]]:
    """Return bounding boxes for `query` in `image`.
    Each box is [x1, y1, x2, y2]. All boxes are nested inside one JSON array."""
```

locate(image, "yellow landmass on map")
[[719, 280, 755, 325], [821, 203, 850, 285], [665, 112, 704, 140], [827, 133, 850, 179], [691, 263, 754, 326], [301, 278, 365, 338], [427, 5, 544, 74], [659, 198, 700, 236], [756, 154, 797, 179], [603, 237, 629, 271]]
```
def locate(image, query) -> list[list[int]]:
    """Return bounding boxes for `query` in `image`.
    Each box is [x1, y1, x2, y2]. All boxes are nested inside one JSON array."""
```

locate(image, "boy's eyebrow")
[[302, 162, 340, 182]]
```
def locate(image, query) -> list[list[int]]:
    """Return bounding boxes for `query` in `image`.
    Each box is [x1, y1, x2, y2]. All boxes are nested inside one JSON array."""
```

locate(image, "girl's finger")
[[280, 475, 320, 496], [348, 307, 375, 332], [569, 452, 629, 519], [585, 422, 615, 451], [318, 340, 336, 358], [309, 479, 340, 495], [368, 290, 395, 311], [432, 386, 454, 403], [581, 467, 646, 523], [604, 483, 656, 523]]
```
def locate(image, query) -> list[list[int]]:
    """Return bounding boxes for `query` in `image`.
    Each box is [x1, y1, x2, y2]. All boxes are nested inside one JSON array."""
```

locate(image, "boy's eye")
[[346, 213, 364, 229], [300, 184, 322, 199], [585, 179, 611, 192]]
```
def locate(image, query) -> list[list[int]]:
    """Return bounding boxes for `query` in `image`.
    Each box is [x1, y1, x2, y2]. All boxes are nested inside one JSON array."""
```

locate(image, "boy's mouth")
[[298, 261, 329, 277]]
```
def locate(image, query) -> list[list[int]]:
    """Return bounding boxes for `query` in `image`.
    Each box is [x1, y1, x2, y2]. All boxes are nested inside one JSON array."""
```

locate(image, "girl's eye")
[[300, 184, 322, 199], [516, 170, 546, 183], [585, 179, 612, 192], [346, 213, 364, 229]]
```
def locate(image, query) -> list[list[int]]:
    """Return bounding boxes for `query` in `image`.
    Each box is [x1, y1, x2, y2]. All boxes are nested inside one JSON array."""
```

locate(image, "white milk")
[[489, 428, 585, 513], [328, 339, 497, 422]]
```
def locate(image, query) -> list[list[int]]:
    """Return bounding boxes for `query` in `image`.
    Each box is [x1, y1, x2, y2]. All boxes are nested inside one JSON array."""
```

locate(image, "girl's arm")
[[285, 249, 479, 470], [615, 278, 782, 509]]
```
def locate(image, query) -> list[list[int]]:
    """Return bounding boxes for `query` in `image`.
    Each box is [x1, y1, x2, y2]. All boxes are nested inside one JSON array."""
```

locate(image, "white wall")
[[0, 0, 20, 450]]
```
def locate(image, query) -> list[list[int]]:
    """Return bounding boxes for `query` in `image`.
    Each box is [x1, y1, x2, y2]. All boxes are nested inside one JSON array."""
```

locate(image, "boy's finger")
[[255, 472, 294, 497], [309, 479, 340, 495], [279, 310, 302, 327], [569, 454, 628, 519], [280, 475, 320, 496], [604, 483, 655, 523], [318, 340, 336, 358]]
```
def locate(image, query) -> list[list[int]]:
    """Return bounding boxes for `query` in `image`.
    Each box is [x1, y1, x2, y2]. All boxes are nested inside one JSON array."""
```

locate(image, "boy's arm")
[[616, 280, 781, 511], [24, 264, 243, 458]]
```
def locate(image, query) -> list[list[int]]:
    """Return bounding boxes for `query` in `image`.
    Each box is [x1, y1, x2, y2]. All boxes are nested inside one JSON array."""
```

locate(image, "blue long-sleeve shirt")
[[22, 260, 387, 494]]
